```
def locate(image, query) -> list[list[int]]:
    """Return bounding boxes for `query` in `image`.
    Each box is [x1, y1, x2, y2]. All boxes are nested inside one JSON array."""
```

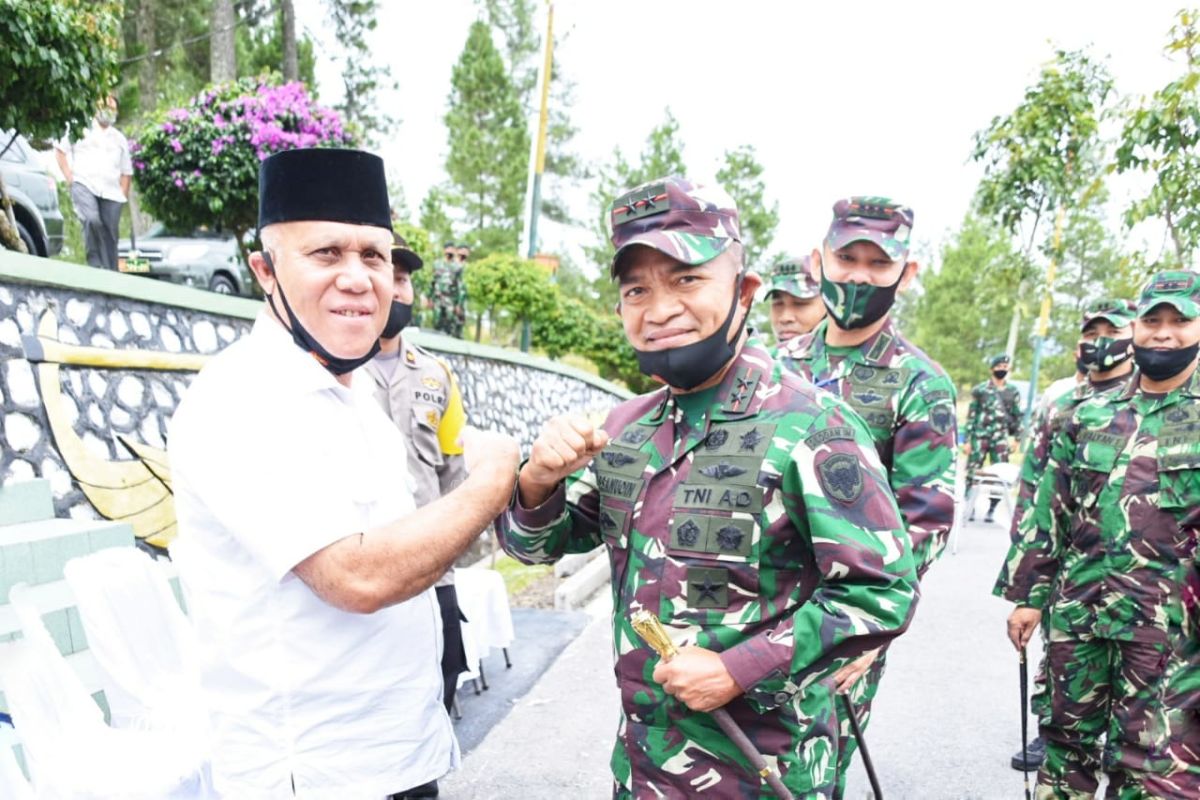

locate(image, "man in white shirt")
[[169, 148, 519, 798], [54, 95, 132, 270]]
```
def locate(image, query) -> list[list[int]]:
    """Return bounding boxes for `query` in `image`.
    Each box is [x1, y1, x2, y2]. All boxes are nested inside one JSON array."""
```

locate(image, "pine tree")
[[443, 20, 530, 257], [716, 145, 779, 271]]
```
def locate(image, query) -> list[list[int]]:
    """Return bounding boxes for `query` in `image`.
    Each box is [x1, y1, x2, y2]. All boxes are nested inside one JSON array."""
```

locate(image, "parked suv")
[[0, 133, 64, 257], [117, 225, 256, 296]]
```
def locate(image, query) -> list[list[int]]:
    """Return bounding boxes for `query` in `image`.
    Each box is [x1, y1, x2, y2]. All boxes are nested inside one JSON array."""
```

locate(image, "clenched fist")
[[519, 414, 610, 508]]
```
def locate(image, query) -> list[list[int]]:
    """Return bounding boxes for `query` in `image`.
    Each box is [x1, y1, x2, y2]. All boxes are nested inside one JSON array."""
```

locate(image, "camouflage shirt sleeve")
[[996, 408, 1077, 607], [1185, 556, 1200, 643], [1007, 388, 1023, 436], [497, 467, 604, 564], [716, 407, 919, 704], [993, 404, 1057, 598], [893, 372, 958, 576]]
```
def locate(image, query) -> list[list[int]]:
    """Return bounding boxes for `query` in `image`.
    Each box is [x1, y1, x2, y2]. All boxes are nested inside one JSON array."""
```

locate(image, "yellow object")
[[630, 610, 678, 660], [438, 373, 466, 456]]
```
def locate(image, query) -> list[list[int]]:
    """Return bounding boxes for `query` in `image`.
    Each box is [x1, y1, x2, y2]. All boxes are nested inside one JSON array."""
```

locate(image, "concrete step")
[[0, 518, 134, 604], [0, 480, 54, 527]]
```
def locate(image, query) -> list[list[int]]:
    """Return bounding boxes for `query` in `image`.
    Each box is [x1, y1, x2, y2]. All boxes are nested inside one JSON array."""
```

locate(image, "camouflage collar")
[[645, 337, 774, 426], [804, 318, 900, 367], [1120, 366, 1200, 402]]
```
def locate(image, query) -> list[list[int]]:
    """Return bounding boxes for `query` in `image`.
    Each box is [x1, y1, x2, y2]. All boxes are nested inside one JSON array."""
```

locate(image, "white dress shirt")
[[55, 122, 132, 202], [170, 313, 458, 798]]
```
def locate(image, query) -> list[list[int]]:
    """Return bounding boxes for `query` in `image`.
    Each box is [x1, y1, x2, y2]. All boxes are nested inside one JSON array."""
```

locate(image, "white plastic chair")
[[62, 547, 207, 737], [953, 462, 1021, 553], [1, 583, 209, 798]]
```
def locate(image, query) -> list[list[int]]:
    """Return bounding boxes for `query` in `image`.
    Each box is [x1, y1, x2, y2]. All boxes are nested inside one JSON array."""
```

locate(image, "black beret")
[[258, 148, 391, 231]]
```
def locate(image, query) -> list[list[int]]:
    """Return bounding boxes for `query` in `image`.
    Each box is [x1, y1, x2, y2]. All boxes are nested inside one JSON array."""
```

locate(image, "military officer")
[[1002, 271, 1200, 798], [432, 241, 466, 338], [497, 177, 919, 799], [777, 196, 957, 799], [994, 298, 1137, 772], [964, 352, 1023, 521], [764, 254, 825, 349]]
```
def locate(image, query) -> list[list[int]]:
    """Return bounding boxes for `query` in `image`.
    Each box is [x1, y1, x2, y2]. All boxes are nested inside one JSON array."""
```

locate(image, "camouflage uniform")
[[1000, 274, 1200, 799], [499, 178, 919, 799], [779, 197, 957, 798], [432, 255, 466, 338], [964, 357, 1022, 485]]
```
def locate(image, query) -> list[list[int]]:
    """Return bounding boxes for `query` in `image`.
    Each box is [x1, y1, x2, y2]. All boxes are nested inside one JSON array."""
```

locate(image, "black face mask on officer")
[[262, 250, 381, 375], [381, 300, 412, 339], [631, 271, 751, 392], [992, 368, 1009, 380], [1133, 342, 1200, 381]]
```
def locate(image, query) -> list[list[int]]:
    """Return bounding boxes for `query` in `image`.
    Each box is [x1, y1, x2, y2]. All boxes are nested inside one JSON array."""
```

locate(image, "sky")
[[295, 0, 1190, 274]]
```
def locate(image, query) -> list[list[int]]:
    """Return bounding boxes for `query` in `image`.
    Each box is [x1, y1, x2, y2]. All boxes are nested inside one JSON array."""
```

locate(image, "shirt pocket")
[[1156, 446, 1200, 511], [661, 507, 763, 628], [410, 406, 445, 468], [1070, 440, 1121, 506]]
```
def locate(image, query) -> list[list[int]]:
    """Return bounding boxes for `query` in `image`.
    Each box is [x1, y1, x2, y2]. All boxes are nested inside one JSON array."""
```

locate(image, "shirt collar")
[[644, 336, 774, 426], [250, 311, 347, 396]]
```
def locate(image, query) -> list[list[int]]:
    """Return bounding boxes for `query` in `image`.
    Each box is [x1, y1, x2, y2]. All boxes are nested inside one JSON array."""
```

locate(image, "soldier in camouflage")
[[497, 177, 920, 799], [964, 352, 1023, 521], [777, 196, 957, 799], [431, 241, 467, 338], [1001, 271, 1200, 798], [764, 254, 825, 351], [994, 297, 1137, 772]]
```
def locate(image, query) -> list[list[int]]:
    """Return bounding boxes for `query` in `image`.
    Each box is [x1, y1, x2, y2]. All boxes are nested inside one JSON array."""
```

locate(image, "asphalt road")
[[444, 509, 1043, 800]]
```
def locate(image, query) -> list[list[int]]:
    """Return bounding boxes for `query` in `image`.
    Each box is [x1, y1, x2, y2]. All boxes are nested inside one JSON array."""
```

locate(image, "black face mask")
[[381, 300, 412, 339], [819, 264, 902, 330], [633, 273, 749, 391], [1078, 336, 1133, 373], [1133, 342, 1200, 382], [263, 251, 381, 376], [1075, 355, 1089, 374], [992, 369, 1009, 380]]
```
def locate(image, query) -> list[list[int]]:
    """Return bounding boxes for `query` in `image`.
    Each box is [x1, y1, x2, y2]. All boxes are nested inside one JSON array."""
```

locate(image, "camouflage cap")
[[990, 353, 1011, 368], [609, 176, 740, 276], [766, 255, 820, 300], [391, 233, 423, 273], [825, 196, 914, 262], [1136, 270, 1200, 319], [1080, 297, 1135, 332]]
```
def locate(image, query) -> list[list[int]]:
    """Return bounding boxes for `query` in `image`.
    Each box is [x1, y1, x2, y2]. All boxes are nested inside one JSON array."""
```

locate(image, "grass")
[[491, 553, 554, 596]]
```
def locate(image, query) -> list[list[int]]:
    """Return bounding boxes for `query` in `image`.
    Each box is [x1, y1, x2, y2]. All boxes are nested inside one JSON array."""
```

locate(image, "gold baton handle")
[[629, 611, 795, 800]]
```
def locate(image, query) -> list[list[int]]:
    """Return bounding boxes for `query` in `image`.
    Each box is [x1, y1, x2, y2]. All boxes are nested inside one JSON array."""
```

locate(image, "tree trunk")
[[1165, 204, 1187, 267], [210, 0, 237, 83], [135, 0, 157, 116], [281, 0, 299, 82]]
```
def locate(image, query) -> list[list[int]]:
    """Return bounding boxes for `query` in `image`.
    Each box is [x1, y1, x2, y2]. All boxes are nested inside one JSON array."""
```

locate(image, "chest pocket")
[[843, 365, 905, 435], [1070, 429, 1125, 504], [411, 405, 445, 468], [1156, 407, 1200, 510], [662, 421, 776, 626], [594, 431, 652, 549]]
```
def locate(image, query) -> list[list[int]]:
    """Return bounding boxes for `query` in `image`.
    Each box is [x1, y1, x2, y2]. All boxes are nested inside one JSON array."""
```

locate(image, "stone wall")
[[0, 251, 630, 524]]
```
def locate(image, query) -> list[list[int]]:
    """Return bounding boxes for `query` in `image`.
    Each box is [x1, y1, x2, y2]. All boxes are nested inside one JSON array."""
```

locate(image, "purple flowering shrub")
[[132, 78, 353, 259]]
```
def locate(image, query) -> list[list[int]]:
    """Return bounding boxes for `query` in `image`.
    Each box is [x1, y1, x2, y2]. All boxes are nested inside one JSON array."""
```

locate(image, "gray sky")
[[297, 0, 1188, 272]]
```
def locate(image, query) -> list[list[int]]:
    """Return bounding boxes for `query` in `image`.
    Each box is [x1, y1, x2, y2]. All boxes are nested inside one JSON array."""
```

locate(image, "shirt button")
[[773, 691, 791, 705]]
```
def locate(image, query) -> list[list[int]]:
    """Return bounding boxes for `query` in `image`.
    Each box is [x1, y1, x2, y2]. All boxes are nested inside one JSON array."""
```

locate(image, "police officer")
[[764, 254, 825, 349], [994, 297, 1137, 772], [498, 177, 919, 799], [1003, 271, 1200, 797], [964, 353, 1022, 521], [778, 196, 958, 799]]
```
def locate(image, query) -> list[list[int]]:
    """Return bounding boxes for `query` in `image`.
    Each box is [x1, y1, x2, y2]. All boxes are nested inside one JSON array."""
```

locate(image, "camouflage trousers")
[[830, 649, 888, 800], [611, 681, 840, 799], [432, 303, 464, 338], [966, 435, 1011, 486], [1036, 635, 1200, 799]]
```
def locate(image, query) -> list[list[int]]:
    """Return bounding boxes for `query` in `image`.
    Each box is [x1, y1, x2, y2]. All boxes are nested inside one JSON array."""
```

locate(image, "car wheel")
[[15, 221, 43, 256], [209, 274, 237, 294]]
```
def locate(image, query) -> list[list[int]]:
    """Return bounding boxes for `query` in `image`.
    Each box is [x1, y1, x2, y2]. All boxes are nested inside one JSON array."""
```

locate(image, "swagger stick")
[[839, 694, 884, 800], [1020, 647, 1032, 800], [631, 610, 795, 800]]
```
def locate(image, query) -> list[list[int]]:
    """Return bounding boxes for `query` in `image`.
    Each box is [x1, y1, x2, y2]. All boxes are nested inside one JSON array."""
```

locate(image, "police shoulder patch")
[[817, 452, 864, 504]]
